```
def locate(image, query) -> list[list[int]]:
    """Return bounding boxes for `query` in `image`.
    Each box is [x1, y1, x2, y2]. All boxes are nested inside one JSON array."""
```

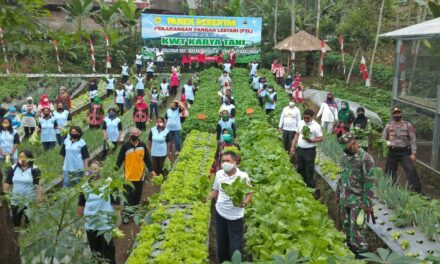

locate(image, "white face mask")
[[222, 162, 235, 173], [289, 102, 295, 107]]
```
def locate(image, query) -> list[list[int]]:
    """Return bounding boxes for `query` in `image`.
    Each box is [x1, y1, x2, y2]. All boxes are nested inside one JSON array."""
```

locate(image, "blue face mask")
[[109, 113, 116, 119]]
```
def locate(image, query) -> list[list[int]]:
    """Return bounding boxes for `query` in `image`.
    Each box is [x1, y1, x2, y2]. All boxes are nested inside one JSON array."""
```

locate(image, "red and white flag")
[[89, 39, 96, 72], [360, 56, 370, 87], [320, 39, 326, 78], [51, 40, 62, 73], [104, 34, 111, 69], [339, 36, 346, 75], [0, 28, 10, 74]]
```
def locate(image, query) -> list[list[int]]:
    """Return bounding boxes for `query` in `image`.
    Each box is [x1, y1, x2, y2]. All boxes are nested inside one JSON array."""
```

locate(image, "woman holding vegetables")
[[208, 151, 252, 263]]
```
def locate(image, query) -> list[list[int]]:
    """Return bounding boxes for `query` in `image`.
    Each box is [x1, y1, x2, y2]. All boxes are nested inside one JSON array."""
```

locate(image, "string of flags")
[[320, 39, 326, 78], [0, 28, 10, 74], [360, 56, 371, 87]]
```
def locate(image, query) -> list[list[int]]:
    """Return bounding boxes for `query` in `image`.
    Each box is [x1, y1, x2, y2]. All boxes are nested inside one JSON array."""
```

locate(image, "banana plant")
[[59, 0, 94, 43]]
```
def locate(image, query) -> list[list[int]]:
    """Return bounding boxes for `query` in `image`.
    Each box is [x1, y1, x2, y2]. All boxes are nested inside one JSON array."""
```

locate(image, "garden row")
[[318, 135, 440, 259], [182, 67, 354, 262], [127, 131, 216, 263]]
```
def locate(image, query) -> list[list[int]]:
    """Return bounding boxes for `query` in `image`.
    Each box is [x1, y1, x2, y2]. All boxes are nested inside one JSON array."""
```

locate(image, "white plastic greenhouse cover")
[[380, 17, 440, 39], [303, 89, 384, 127]]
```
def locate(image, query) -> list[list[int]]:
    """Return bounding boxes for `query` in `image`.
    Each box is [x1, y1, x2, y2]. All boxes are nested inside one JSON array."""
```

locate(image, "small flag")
[[104, 34, 111, 69], [0, 28, 10, 74], [89, 39, 96, 72], [340, 36, 346, 76], [320, 39, 326, 78], [360, 56, 370, 87]]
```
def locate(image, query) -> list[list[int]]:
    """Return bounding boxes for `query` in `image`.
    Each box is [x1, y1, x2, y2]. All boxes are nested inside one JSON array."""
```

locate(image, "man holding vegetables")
[[337, 133, 375, 254], [208, 151, 252, 263]]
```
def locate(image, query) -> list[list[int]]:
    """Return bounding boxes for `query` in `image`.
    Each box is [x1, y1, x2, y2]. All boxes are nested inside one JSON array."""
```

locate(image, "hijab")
[[135, 96, 148, 110], [325, 92, 337, 107], [39, 94, 51, 108], [223, 127, 235, 144], [338, 101, 351, 123], [353, 107, 368, 129]]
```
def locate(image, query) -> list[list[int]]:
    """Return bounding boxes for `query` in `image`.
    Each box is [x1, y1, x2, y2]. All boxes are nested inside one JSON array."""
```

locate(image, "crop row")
[[182, 67, 352, 262], [126, 131, 216, 263]]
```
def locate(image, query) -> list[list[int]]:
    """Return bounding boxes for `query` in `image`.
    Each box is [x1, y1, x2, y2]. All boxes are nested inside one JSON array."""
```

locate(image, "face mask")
[[109, 113, 116, 119], [57, 107, 63, 111], [157, 123, 164, 128], [153, 90, 157, 93], [222, 134, 232, 142], [2, 123, 9, 129], [70, 133, 80, 139], [357, 113, 364, 118], [268, 89, 274, 93], [222, 115, 229, 121], [130, 135, 139, 142], [27, 100, 33, 104], [222, 162, 235, 173], [289, 102, 295, 107], [327, 96, 333, 100], [393, 115, 402, 121], [226, 101, 231, 105], [341, 105, 346, 109], [171, 106, 178, 110]]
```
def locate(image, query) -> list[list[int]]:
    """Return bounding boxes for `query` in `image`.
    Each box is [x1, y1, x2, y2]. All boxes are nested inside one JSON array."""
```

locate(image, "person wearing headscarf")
[[351, 107, 371, 151], [338, 101, 355, 128], [21, 97, 38, 137], [210, 128, 241, 176], [37, 94, 54, 117], [5, 107, 21, 130], [38, 107, 58, 151], [133, 96, 149, 131], [317, 92, 338, 134], [284, 75, 293, 93], [56, 86, 72, 111], [87, 97, 104, 129], [0, 117, 20, 165]]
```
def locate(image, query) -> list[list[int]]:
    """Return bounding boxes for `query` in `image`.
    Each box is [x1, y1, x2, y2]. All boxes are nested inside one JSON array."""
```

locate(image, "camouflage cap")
[[338, 133, 356, 149]]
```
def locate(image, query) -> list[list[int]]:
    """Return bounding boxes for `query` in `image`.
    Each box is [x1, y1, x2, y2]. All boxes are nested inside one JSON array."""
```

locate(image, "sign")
[[141, 14, 262, 64]]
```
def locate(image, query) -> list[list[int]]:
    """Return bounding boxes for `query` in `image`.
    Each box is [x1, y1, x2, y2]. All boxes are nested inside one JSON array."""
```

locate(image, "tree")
[[291, 0, 296, 34], [60, 0, 94, 42], [91, 0, 120, 34], [274, 0, 279, 44]]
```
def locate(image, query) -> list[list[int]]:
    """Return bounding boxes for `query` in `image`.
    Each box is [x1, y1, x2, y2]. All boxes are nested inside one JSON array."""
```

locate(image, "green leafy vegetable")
[[221, 177, 252, 207]]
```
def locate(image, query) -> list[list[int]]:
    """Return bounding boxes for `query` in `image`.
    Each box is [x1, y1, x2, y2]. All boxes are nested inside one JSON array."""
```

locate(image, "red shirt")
[[198, 53, 206, 63]]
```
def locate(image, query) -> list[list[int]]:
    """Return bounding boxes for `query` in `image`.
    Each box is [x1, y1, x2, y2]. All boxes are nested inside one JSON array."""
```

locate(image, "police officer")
[[337, 133, 375, 254], [382, 107, 421, 193]]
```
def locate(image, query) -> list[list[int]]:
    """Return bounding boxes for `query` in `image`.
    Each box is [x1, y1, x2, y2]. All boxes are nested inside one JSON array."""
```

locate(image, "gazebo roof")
[[273, 30, 331, 52], [380, 17, 440, 39]]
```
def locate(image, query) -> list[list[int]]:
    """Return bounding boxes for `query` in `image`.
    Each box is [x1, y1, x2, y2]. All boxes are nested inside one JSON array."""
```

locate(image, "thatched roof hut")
[[273, 30, 331, 52]]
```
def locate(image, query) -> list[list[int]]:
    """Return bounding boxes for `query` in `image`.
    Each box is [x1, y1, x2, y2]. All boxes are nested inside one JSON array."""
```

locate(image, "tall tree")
[[274, 0, 279, 44], [291, 0, 296, 34], [60, 0, 93, 42], [369, 0, 386, 83], [316, 0, 321, 37], [91, 0, 120, 34]]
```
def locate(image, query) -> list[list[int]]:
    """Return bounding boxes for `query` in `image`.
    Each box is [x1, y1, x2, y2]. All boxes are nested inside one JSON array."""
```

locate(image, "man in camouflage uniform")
[[337, 133, 375, 253]]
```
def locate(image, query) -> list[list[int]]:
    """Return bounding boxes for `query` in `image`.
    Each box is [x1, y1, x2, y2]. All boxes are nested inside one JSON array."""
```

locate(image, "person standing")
[[3, 150, 42, 227], [208, 151, 252, 263], [216, 111, 236, 143], [37, 94, 54, 117], [56, 86, 72, 112], [181, 51, 190, 72], [148, 117, 171, 175], [135, 51, 143, 74], [382, 107, 421, 193], [150, 88, 160, 120], [77, 161, 119, 264], [275, 64, 285, 85], [61, 126, 89, 187], [21, 97, 38, 137], [135, 74, 145, 97], [317, 92, 338, 134], [278, 99, 301, 152], [228, 49, 237, 67], [265, 86, 277, 115], [290, 109, 323, 189], [156, 48, 164, 72], [219, 99, 236, 122], [38, 107, 58, 151], [5, 107, 21, 130], [146, 59, 155, 81], [133, 96, 149, 131], [160, 78, 170, 108], [210, 128, 240, 175], [197, 50, 206, 70], [87, 97, 104, 129], [89, 79, 98, 103], [53, 103, 72, 145], [257, 83, 267, 108], [0, 118, 20, 165], [124, 80, 135, 110], [337, 133, 375, 254], [284, 75, 293, 93], [121, 63, 130, 84], [249, 60, 258, 81], [217, 50, 224, 68], [115, 85, 125, 115], [170, 68, 180, 97], [165, 101, 183, 155], [223, 61, 232, 74], [182, 80, 195, 105], [351, 107, 371, 151], [218, 71, 232, 90], [115, 128, 155, 224], [106, 75, 116, 97], [338, 101, 355, 129], [251, 74, 260, 93], [102, 108, 122, 156]]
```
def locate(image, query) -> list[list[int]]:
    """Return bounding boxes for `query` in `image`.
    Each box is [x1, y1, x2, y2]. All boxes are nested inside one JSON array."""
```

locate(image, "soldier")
[[337, 133, 375, 254], [382, 107, 421, 193]]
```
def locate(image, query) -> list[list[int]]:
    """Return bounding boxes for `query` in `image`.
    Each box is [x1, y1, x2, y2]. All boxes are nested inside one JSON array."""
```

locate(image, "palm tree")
[[118, 0, 143, 56], [91, 0, 120, 34], [60, 0, 93, 42]]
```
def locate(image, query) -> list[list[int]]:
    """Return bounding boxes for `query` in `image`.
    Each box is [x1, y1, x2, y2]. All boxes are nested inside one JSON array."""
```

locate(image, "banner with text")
[[141, 14, 262, 64]]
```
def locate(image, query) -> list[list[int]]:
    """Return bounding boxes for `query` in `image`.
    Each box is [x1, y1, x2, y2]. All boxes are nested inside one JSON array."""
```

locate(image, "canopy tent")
[[273, 30, 331, 73], [380, 17, 440, 39]]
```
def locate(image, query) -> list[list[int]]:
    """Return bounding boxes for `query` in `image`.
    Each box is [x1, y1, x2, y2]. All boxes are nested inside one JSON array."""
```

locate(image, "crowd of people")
[[0, 55, 425, 262]]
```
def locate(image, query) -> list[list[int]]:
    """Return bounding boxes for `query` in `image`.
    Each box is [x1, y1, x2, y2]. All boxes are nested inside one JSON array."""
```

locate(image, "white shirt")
[[135, 54, 143, 65], [125, 84, 134, 93], [146, 62, 154, 72], [156, 51, 164, 62], [121, 65, 129, 75], [213, 168, 251, 220], [317, 102, 338, 123], [250, 63, 258, 75], [278, 106, 301, 131], [219, 104, 235, 116], [223, 63, 232, 73], [89, 90, 98, 99], [218, 75, 232, 86], [297, 120, 323, 149]]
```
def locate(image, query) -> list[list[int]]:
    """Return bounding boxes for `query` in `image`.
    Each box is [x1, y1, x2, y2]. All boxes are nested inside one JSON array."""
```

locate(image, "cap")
[[392, 107, 402, 114], [338, 133, 356, 148]]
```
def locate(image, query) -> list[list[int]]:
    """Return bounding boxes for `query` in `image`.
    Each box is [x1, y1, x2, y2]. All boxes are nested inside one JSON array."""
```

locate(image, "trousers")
[[385, 148, 421, 193], [282, 130, 296, 152], [296, 147, 316, 188], [86, 230, 116, 264], [340, 206, 368, 253], [215, 210, 243, 263]]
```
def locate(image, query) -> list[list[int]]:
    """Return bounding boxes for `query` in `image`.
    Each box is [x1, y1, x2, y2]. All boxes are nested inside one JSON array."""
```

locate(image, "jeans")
[[42, 141, 56, 151], [150, 102, 159, 120], [152, 156, 166, 175], [282, 130, 296, 152], [296, 146, 317, 188], [63, 171, 84, 187], [157, 61, 163, 72], [168, 130, 181, 152], [385, 148, 421, 193], [86, 230, 116, 264], [215, 210, 244, 263]]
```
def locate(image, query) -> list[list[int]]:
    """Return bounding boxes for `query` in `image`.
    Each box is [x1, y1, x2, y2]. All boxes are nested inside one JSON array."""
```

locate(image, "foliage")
[[59, 0, 94, 41], [221, 177, 253, 207], [360, 248, 421, 264]]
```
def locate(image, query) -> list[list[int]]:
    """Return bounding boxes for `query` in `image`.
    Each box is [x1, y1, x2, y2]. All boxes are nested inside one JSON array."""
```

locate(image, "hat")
[[392, 107, 402, 114], [338, 133, 356, 149]]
